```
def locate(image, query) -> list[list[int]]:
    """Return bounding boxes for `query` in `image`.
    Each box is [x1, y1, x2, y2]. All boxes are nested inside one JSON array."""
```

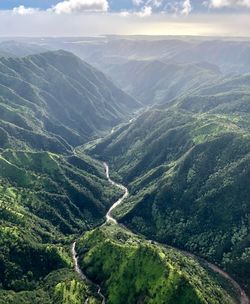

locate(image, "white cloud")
[[119, 11, 131, 17], [133, 0, 144, 6], [162, 0, 192, 16], [181, 0, 192, 15], [210, 0, 250, 7], [12, 5, 38, 15], [119, 6, 152, 17], [136, 6, 152, 17], [147, 0, 163, 8], [52, 0, 109, 14], [1, 10, 250, 37]]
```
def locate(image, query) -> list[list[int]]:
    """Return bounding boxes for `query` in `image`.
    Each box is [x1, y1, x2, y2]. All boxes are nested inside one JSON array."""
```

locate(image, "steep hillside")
[[76, 225, 239, 304], [89, 75, 250, 295], [0, 50, 139, 148], [104, 60, 220, 105]]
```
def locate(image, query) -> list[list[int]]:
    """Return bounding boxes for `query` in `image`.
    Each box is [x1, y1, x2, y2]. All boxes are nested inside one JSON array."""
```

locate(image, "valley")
[[0, 36, 249, 304]]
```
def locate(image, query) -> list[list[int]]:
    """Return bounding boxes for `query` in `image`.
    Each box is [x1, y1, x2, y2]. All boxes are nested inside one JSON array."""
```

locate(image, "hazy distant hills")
[[2, 36, 250, 75], [2, 37, 250, 105], [0, 40, 48, 58], [18, 36, 250, 74], [170, 40, 250, 74], [90, 73, 250, 294], [104, 59, 221, 105], [10, 36, 249, 107]]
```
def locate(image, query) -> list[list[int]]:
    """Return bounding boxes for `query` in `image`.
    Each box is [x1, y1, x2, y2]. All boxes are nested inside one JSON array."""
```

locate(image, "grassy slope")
[[77, 225, 239, 304]]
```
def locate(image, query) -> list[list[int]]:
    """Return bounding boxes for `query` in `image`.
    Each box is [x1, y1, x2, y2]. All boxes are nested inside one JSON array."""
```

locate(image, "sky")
[[0, 0, 250, 36]]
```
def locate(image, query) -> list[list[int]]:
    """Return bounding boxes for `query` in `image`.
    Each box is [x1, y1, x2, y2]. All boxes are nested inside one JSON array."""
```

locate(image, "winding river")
[[103, 162, 129, 224], [71, 241, 105, 304], [72, 162, 249, 304]]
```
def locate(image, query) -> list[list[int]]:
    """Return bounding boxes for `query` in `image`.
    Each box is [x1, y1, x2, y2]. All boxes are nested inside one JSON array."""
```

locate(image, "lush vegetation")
[[0, 269, 102, 304], [77, 225, 239, 304]]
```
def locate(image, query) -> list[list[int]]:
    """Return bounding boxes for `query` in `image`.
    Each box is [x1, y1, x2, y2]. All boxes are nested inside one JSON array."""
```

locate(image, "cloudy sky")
[[0, 0, 250, 36]]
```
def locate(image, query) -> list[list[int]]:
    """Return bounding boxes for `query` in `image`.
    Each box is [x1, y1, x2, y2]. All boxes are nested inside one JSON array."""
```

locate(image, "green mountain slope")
[[76, 225, 239, 304], [89, 75, 250, 295]]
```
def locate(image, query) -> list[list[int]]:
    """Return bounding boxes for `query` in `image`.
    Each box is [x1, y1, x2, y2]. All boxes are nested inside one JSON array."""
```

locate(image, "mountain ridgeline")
[[0, 40, 48, 58]]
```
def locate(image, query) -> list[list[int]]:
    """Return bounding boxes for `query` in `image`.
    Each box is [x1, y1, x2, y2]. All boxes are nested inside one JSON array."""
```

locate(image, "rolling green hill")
[[89, 74, 250, 295], [76, 225, 239, 304]]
